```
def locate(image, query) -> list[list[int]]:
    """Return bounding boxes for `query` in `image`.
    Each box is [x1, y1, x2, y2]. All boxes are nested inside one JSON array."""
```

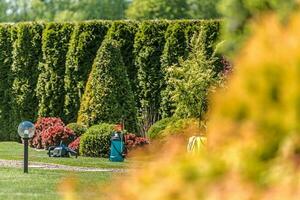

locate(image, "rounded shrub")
[[161, 118, 201, 139], [79, 123, 114, 157], [66, 123, 87, 138], [147, 117, 176, 140], [148, 117, 201, 140]]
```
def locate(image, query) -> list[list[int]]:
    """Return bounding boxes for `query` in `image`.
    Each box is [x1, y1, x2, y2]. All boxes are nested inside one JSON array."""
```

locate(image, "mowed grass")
[[0, 142, 127, 168], [0, 167, 114, 200]]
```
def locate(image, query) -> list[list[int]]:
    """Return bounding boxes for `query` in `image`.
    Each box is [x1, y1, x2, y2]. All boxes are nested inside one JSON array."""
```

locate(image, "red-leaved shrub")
[[125, 133, 149, 151], [30, 117, 75, 149], [68, 137, 80, 153]]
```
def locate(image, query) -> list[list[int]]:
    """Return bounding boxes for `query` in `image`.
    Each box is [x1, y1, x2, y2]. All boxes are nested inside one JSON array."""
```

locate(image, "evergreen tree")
[[105, 21, 139, 107], [64, 21, 110, 123], [77, 39, 137, 132]]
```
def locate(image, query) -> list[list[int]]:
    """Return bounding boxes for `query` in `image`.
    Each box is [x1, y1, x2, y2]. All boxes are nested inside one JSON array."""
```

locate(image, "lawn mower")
[[47, 141, 78, 158]]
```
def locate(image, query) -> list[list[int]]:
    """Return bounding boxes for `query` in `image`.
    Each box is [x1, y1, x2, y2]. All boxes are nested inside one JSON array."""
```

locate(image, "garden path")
[[0, 159, 125, 172]]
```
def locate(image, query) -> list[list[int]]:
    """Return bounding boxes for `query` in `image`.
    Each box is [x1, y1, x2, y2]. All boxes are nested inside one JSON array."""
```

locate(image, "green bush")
[[160, 118, 201, 138], [11, 23, 44, 131], [0, 24, 14, 141], [134, 21, 168, 132], [77, 38, 137, 132], [36, 22, 74, 118], [147, 117, 177, 140], [79, 123, 114, 157], [147, 117, 201, 140], [66, 123, 87, 138], [63, 21, 110, 123]]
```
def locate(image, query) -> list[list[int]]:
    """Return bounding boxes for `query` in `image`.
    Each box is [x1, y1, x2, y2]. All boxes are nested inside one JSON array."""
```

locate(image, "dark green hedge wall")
[[11, 23, 44, 139], [106, 21, 139, 104], [36, 23, 74, 118], [134, 21, 169, 133], [0, 20, 221, 140], [0, 25, 14, 141], [63, 21, 110, 123], [160, 22, 191, 118]]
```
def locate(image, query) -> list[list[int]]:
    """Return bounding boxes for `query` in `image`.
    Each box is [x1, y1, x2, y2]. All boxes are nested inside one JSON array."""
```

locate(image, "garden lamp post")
[[18, 121, 35, 173]]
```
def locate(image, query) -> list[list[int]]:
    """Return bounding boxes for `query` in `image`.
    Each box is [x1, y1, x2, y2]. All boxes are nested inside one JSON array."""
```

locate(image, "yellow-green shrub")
[[77, 39, 137, 132]]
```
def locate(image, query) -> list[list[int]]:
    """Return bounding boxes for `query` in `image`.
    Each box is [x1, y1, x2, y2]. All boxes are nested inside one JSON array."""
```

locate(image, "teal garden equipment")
[[109, 131, 125, 162]]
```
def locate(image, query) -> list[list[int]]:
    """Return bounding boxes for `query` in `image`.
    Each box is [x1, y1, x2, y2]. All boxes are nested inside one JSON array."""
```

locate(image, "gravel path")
[[0, 159, 125, 172]]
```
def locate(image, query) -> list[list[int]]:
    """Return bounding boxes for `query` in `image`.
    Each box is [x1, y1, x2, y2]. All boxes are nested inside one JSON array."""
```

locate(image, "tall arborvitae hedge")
[[11, 23, 44, 136], [106, 21, 139, 104], [0, 25, 13, 141], [199, 21, 223, 73], [134, 21, 169, 132], [63, 21, 110, 123], [0, 20, 221, 140], [77, 39, 137, 132], [36, 23, 73, 118], [160, 22, 191, 118]]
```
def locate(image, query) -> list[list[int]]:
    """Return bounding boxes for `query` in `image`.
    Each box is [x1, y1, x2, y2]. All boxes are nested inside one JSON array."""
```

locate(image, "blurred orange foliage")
[[61, 12, 300, 200]]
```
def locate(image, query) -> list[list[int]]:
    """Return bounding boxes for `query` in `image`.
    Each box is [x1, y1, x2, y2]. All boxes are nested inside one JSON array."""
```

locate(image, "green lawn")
[[0, 167, 113, 200], [0, 142, 130, 200], [0, 142, 128, 169]]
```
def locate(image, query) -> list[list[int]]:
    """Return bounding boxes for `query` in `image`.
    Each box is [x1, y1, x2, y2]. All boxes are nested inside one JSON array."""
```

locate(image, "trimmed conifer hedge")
[[11, 23, 44, 136], [63, 21, 110, 123], [0, 25, 14, 141], [106, 21, 139, 104], [0, 20, 221, 140], [160, 22, 191, 118], [36, 23, 74, 118], [134, 21, 169, 133]]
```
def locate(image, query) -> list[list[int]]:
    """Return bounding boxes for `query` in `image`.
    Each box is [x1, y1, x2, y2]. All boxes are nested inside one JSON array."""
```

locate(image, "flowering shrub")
[[125, 133, 149, 151], [42, 125, 74, 149], [30, 117, 75, 149], [68, 137, 80, 153]]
